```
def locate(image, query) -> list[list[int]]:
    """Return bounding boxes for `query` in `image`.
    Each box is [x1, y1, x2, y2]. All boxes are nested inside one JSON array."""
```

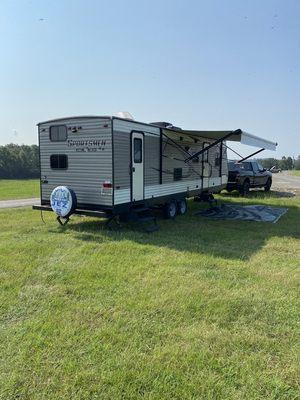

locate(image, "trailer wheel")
[[177, 199, 187, 215], [164, 201, 177, 219]]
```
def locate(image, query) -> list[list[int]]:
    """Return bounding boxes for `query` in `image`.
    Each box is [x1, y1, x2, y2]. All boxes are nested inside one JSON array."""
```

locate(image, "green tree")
[[294, 156, 300, 170], [0, 144, 39, 179], [286, 156, 294, 170]]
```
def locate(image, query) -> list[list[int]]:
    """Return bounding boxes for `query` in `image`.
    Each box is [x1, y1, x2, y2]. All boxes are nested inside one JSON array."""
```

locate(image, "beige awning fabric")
[[182, 129, 277, 151]]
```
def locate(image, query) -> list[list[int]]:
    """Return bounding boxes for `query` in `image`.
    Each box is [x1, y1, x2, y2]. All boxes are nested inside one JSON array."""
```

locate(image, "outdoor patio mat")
[[195, 204, 288, 223]]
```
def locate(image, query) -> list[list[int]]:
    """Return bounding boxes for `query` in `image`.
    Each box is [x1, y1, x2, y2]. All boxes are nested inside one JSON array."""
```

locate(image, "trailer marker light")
[[101, 181, 113, 196]]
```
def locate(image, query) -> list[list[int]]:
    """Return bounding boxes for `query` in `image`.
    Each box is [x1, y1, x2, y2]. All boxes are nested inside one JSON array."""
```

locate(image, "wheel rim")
[[179, 201, 186, 214], [169, 202, 176, 217]]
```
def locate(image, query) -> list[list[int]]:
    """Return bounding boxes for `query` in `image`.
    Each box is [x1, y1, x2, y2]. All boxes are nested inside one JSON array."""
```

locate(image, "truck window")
[[228, 161, 252, 171], [242, 162, 252, 171], [228, 161, 239, 170], [50, 125, 67, 142], [257, 162, 264, 171], [50, 154, 68, 169], [252, 162, 259, 172]]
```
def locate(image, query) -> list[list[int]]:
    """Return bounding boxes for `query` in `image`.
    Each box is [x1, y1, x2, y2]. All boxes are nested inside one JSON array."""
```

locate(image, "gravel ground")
[[271, 171, 300, 196], [0, 198, 40, 209]]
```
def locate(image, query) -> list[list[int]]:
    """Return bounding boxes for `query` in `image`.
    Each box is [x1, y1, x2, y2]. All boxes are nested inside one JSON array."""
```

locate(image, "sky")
[[0, 0, 299, 158]]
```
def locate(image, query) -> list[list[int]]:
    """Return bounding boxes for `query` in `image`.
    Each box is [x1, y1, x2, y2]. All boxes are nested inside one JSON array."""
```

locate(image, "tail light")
[[102, 181, 112, 189], [101, 181, 113, 195]]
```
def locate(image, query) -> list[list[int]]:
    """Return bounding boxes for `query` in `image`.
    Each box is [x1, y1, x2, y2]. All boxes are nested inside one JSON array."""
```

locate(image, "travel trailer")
[[33, 115, 277, 230]]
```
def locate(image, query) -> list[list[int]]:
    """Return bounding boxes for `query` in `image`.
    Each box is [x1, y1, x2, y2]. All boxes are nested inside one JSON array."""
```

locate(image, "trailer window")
[[50, 125, 67, 142], [203, 142, 209, 162], [134, 138, 142, 163], [215, 144, 221, 166], [50, 154, 68, 169]]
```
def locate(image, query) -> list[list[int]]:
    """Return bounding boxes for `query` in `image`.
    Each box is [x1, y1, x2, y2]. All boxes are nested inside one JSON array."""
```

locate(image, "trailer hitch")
[[57, 216, 70, 226]]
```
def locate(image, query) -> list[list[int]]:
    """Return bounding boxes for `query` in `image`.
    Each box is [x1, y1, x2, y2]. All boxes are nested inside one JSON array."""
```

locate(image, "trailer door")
[[131, 132, 144, 201]]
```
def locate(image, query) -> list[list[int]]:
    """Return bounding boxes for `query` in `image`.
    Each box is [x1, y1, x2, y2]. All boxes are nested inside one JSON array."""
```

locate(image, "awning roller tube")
[[181, 129, 277, 152]]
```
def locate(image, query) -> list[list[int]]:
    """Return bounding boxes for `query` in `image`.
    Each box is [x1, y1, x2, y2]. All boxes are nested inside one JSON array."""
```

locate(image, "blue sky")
[[0, 0, 299, 158]]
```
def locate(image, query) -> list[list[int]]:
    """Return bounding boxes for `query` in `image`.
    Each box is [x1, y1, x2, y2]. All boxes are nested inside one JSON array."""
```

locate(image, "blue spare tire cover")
[[50, 186, 77, 218]]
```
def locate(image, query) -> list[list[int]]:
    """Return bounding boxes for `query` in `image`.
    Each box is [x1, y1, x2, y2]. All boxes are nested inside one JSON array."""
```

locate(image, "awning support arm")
[[237, 148, 265, 163], [184, 129, 242, 163], [224, 143, 243, 159], [161, 132, 193, 158], [160, 131, 204, 180]]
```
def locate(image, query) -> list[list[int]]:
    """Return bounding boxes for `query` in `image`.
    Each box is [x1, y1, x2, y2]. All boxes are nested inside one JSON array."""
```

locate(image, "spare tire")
[[50, 186, 77, 218]]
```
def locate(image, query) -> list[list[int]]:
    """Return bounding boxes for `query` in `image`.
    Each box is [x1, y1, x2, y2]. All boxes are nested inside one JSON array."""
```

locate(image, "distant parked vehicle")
[[227, 160, 272, 195], [269, 165, 282, 173]]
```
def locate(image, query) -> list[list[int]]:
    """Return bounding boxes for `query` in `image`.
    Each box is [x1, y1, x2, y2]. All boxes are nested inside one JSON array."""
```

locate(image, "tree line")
[[0, 144, 39, 179], [257, 156, 300, 171]]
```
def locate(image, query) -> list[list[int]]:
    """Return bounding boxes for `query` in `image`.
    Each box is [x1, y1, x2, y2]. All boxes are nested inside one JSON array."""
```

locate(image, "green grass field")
[[293, 170, 300, 177], [0, 193, 299, 399], [0, 179, 39, 200]]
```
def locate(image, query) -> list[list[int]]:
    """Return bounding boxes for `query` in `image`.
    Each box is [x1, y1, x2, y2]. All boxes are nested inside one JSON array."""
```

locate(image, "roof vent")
[[150, 121, 182, 131], [116, 111, 134, 120]]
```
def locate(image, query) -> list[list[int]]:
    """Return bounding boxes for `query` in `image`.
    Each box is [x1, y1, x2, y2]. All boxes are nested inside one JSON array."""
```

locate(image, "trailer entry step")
[[129, 206, 160, 233], [144, 225, 160, 233]]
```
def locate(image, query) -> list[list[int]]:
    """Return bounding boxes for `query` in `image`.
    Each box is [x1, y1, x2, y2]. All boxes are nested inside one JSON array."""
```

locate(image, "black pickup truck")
[[226, 160, 272, 195]]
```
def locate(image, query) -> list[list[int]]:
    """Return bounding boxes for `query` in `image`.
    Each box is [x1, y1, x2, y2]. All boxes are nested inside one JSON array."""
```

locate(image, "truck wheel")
[[164, 201, 177, 219], [239, 180, 250, 196], [177, 199, 187, 215], [264, 178, 272, 192]]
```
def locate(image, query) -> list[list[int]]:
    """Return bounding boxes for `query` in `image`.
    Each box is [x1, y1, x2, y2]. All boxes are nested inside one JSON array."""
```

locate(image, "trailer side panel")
[[112, 118, 160, 205]]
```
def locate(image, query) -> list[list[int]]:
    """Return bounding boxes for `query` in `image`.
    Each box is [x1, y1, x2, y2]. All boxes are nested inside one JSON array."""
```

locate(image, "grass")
[[0, 192, 299, 399], [292, 170, 300, 177], [0, 179, 39, 200]]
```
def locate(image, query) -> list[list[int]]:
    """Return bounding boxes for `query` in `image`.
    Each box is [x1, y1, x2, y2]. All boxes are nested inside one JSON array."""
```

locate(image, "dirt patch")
[[270, 189, 297, 198]]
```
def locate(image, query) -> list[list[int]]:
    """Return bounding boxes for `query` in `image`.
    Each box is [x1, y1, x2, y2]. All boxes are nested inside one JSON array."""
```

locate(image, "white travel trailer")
[[33, 115, 277, 230]]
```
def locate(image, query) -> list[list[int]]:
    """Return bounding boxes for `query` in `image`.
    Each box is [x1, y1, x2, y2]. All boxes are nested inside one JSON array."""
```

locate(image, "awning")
[[182, 129, 277, 151]]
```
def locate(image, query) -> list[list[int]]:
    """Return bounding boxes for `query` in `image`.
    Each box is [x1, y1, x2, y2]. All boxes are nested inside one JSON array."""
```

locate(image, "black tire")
[[264, 178, 272, 192], [177, 199, 188, 215], [164, 201, 177, 219], [239, 180, 250, 196]]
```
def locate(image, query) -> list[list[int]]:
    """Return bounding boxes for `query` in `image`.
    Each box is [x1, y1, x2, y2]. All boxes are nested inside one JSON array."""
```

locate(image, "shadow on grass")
[[54, 192, 300, 261]]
